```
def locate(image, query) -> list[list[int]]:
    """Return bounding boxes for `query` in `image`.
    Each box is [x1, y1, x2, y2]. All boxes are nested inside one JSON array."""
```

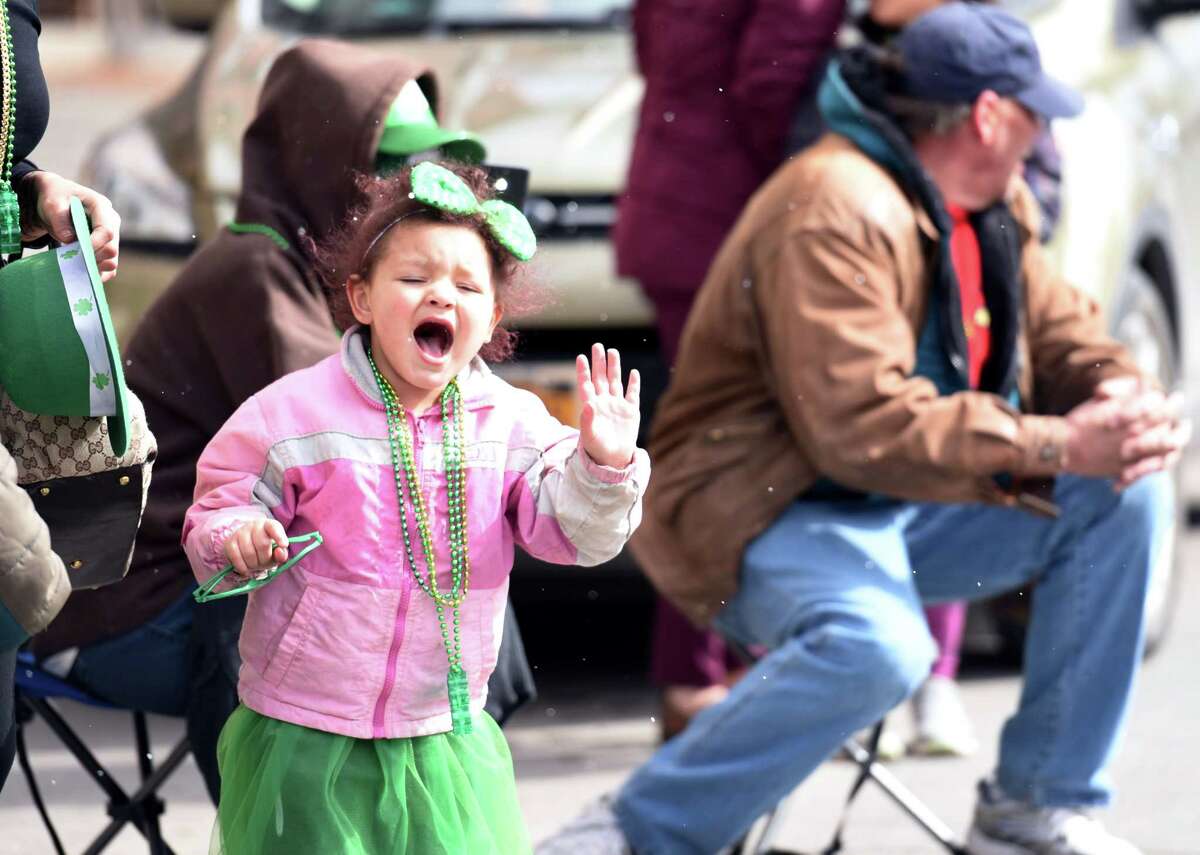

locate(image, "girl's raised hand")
[[224, 518, 289, 577], [576, 343, 641, 469]]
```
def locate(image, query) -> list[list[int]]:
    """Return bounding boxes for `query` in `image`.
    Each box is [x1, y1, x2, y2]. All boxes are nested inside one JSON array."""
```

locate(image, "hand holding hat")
[[0, 196, 131, 454], [17, 170, 121, 282], [0, 191, 153, 591]]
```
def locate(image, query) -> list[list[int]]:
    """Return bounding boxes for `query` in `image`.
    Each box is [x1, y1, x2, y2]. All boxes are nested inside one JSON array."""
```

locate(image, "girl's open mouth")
[[414, 320, 455, 360]]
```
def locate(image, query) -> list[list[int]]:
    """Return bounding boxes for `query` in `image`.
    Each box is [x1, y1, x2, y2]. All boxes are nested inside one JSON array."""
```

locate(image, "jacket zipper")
[[372, 408, 422, 737]]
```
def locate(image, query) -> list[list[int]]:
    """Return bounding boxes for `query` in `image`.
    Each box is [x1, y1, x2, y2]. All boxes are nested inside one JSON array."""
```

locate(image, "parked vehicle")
[[85, 0, 1200, 653]]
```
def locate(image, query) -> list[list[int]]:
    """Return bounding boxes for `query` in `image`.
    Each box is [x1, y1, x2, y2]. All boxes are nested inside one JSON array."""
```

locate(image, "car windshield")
[[266, 0, 632, 33]]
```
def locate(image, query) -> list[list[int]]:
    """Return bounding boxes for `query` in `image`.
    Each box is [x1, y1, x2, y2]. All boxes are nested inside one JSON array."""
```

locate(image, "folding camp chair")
[[723, 643, 969, 855], [12, 651, 192, 855]]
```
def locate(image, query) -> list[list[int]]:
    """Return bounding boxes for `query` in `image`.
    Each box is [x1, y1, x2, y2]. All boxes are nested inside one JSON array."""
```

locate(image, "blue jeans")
[[616, 474, 1171, 854], [69, 586, 196, 717]]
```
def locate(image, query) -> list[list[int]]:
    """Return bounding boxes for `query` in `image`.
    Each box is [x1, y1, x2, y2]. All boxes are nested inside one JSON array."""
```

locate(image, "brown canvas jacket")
[[630, 134, 1141, 626]]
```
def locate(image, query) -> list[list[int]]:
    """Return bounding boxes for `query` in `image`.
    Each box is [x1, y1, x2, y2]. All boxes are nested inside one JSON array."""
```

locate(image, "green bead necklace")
[[368, 348, 474, 736], [0, 0, 21, 255]]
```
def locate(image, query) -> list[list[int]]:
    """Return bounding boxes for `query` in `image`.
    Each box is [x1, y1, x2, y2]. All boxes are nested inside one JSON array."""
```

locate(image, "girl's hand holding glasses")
[[224, 518, 290, 577]]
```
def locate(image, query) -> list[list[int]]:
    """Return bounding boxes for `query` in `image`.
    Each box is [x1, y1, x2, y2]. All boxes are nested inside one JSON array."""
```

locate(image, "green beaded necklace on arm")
[[367, 347, 475, 736], [0, 0, 21, 255]]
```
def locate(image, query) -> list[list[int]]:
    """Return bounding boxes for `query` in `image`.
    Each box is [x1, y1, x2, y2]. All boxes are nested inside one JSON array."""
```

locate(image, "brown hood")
[[236, 38, 434, 244]]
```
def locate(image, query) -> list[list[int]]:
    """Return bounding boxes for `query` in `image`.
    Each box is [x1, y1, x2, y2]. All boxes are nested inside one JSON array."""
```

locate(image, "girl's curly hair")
[[310, 162, 535, 362]]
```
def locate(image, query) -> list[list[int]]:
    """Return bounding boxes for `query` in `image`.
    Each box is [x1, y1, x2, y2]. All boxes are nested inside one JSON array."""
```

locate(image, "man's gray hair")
[[885, 95, 974, 138], [873, 47, 973, 138]]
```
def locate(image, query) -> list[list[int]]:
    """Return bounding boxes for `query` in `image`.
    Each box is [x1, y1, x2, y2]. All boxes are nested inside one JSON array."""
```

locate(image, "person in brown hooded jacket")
[[31, 39, 535, 803]]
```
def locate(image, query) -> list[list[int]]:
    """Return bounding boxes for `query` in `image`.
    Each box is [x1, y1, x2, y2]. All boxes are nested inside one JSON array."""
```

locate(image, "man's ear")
[[972, 90, 1002, 146], [346, 275, 372, 326], [489, 303, 503, 337]]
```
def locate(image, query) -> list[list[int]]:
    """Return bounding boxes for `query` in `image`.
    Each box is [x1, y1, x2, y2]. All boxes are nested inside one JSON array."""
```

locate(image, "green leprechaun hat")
[[378, 80, 486, 164], [0, 197, 129, 455]]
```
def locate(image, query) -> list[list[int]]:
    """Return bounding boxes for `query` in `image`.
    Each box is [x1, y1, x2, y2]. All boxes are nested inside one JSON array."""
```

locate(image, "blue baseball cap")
[[894, 4, 1083, 120]]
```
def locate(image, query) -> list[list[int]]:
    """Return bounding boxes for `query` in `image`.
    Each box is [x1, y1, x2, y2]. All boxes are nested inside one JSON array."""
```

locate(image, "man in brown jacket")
[[540, 6, 1188, 855]]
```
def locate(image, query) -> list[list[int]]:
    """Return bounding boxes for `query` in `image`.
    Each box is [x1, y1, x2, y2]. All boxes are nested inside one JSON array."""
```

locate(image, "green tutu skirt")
[[210, 705, 531, 855]]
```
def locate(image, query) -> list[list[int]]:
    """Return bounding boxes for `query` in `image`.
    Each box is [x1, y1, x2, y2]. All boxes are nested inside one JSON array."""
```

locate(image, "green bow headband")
[[364, 161, 537, 265]]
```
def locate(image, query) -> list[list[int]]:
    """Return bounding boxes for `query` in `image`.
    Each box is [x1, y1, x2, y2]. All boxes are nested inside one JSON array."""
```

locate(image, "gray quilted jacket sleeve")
[[0, 441, 70, 643]]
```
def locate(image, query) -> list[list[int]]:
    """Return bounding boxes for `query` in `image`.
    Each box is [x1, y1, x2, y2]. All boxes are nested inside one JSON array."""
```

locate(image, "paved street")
[[3, 19, 1199, 855]]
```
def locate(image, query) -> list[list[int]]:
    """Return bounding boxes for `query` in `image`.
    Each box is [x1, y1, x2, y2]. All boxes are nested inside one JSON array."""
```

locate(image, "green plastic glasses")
[[193, 531, 324, 603]]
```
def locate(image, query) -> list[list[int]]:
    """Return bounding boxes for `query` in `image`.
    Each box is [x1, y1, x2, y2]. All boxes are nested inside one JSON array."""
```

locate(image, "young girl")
[[183, 160, 649, 855]]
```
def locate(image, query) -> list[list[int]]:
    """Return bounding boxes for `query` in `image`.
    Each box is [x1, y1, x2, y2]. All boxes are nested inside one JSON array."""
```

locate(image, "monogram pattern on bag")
[[0, 386, 156, 485]]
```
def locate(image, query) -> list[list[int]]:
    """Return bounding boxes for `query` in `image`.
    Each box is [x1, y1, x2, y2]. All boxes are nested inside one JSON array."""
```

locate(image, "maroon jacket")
[[614, 0, 845, 297]]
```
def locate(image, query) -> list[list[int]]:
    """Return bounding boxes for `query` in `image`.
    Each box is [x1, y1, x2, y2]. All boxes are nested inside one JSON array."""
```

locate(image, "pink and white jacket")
[[183, 328, 649, 739]]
